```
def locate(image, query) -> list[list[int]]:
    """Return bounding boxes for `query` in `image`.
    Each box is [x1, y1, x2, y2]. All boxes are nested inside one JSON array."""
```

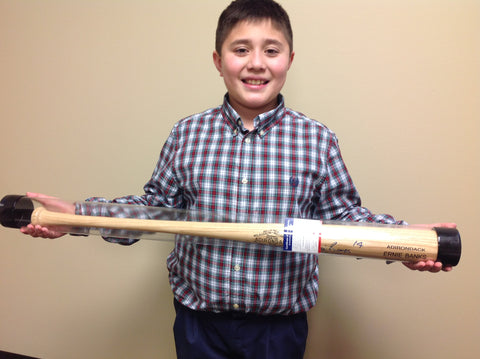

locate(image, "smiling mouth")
[[243, 79, 268, 86]]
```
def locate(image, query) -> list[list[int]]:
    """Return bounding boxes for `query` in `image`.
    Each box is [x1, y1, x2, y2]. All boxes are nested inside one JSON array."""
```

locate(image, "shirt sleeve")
[[317, 132, 405, 225]]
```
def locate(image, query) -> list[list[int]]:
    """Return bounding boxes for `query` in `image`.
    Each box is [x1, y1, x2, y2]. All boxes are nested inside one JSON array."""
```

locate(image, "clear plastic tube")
[[0, 194, 462, 266]]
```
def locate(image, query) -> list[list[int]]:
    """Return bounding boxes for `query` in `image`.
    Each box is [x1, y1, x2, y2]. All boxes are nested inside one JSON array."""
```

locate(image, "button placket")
[[230, 131, 254, 311], [231, 261, 243, 311]]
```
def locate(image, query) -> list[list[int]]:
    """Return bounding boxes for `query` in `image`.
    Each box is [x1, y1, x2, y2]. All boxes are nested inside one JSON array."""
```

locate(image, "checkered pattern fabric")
[[78, 94, 401, 315]]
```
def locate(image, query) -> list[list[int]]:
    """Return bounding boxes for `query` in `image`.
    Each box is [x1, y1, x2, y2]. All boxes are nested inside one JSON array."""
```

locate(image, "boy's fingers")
[[403, 260, 451, 273], [20, 224, 64, 239], [26, 193, 75, 214]]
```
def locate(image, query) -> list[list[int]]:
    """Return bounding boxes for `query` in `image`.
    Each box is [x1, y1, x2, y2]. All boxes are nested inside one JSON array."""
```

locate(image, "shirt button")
[[245, 138, 251, 144], [241, 178, 248, 184], [233, 264, 241, 271], [259, 130, 265, 136], [233, 303, 240, 310]]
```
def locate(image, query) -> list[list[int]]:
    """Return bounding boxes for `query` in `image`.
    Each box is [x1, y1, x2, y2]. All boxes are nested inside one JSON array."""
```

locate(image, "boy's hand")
[[402, 260, 452, 273], [19, 192, 75, 239], [21, 224, 66, 239], [402, 223, 457, 273]]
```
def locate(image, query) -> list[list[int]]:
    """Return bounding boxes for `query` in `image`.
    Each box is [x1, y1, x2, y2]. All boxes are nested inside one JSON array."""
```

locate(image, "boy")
[[22, 0, 454, 358]]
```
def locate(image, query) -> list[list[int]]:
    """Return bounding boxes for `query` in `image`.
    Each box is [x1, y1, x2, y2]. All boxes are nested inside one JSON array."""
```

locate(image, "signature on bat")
[[321, 240, 365, 255]]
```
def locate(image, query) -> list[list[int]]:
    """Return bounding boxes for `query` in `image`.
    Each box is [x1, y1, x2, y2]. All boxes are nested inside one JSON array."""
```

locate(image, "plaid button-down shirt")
[[80, 94, 401, 315]]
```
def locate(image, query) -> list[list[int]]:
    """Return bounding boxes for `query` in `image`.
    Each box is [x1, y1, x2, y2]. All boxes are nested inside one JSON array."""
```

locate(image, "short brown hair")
[[215, 0, 293, 54]]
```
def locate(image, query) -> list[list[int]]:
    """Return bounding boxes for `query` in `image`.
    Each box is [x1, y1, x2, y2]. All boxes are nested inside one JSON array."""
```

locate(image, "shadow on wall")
[[304, 259, 389, 359]]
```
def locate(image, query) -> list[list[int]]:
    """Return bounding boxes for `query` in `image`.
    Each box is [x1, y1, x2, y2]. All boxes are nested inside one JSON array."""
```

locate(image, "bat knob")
[[0, 195, 35, 229], [434, 227, 462, 266]]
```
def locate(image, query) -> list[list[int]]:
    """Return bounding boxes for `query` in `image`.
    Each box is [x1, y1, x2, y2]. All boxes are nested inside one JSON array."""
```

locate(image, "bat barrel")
[[435, 227, 461, 266]]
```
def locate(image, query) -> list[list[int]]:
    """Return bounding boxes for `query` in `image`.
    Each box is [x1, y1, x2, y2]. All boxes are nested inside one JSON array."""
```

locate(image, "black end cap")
[[434, 227, 462, 267], [0, 195, 34, 229]]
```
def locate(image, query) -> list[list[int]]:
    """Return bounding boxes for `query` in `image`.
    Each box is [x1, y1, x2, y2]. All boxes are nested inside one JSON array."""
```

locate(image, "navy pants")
[[173, 300, 308, 359]]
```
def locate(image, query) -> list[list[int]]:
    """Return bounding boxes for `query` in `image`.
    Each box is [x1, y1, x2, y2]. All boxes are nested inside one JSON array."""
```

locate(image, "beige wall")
[[0, 1, 478, 358]]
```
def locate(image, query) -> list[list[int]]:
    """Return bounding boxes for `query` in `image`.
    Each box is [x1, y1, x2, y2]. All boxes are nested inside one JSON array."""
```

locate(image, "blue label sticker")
[[282, 218, 322, 254], [283, 218, 294, 251]]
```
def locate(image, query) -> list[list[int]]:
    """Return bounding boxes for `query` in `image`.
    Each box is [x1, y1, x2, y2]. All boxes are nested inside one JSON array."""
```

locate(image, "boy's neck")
[[229, 97, 279, 131]]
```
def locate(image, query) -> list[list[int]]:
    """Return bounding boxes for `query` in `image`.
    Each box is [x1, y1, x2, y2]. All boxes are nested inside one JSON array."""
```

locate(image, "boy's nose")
[[247, 51, 266, 70]]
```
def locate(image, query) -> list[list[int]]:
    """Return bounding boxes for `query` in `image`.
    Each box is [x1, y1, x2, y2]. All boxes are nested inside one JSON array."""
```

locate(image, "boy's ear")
[[213, 50, 223, 76], [288, 51, 295, 69]]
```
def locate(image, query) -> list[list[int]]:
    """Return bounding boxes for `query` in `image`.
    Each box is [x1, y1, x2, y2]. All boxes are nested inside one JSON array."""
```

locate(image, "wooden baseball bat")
[[0, 195, 461, 266]]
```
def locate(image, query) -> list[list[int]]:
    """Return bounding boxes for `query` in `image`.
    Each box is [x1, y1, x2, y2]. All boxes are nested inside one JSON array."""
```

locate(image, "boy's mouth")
[[243, 79, 269, 86]]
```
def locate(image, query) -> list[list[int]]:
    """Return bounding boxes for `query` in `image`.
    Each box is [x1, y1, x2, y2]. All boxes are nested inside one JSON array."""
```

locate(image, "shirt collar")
[[221, 93, 286, 138]]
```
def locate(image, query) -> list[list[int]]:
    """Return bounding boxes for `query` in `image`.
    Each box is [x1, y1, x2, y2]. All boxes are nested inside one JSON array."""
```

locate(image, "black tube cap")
[[0, 195, 35, 229], [434, 227, 462, 266]]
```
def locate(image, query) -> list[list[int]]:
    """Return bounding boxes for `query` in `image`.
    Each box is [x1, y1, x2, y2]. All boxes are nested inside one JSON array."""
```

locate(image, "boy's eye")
[[265, 48, 279, 56], [234, 48, 249, 55]]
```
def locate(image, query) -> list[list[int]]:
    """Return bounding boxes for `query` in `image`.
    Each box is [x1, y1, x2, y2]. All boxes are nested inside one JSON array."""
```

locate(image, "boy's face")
[[213, 19, 294, 118]]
